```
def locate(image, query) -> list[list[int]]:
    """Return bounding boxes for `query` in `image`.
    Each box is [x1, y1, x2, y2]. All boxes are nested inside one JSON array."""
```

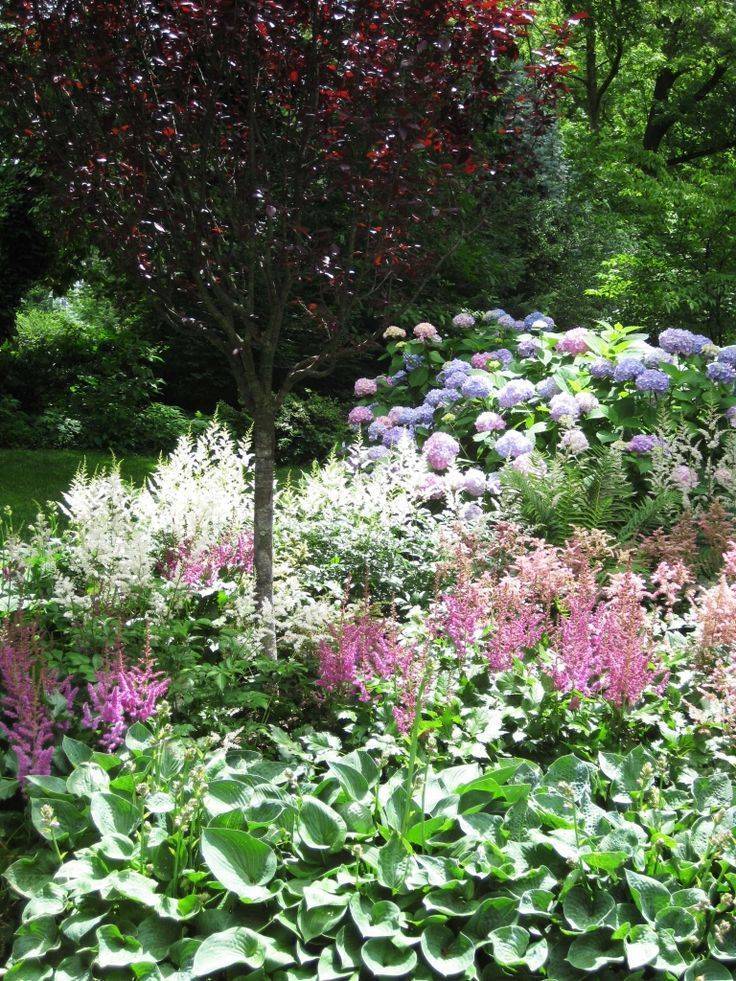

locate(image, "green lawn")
[[0, 449, 158, 535]]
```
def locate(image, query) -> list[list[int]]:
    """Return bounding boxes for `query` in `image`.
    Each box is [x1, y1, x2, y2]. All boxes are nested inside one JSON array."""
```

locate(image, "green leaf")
[[567, 932, 623, 971], [684, 960, 734, 980], [563, 886, 615, 932], [421, 925, 476, 976], [655, 905, 697, 942], [362, 939, 418, 978], [96, 924, 155, 969], [192, 927, 266, 976], [377, 835, 412, 891], [694, 773, 733, 811], [30, 798, 84, 841], [581, 850, 628, 872], [298, 796, 347, 852], [625, 924, 659, 970], [62, 736, 93, 767], [66, 762, 110, 797], [625, 869, 671, 923], [350, 894, 405, 938], [201, 827, 276, 900], [90, 791, 139, 837], [297, 886, 349, 943], [4, 852, 57, 899], [329, 760, 370, 801]]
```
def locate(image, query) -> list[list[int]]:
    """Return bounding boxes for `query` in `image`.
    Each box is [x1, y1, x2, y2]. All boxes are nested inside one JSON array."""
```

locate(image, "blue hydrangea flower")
[[627, 434, 660, 454], [635, 369, 670, 394], [402, 352, 425, 372], [536, 377, 561, 400], [383, 425, 414, 447], [387, 369, 407, 386], [588, 358, 614, 379], [497, 314, 516, 331], [452, 312, 476, 329], [613, 357, 646, 382], [388, 405, 417, 426], [495, 430, 534, 459], [367, 446, 389, 462], [425, 388, 460, 407], [412, 404, 436, 427], [490, 348, 513, 367], [549, 393, 580, 422], [443, 370, 469, 390], [438, 358, 472, 379], [497, 379, 536, 409], [523, 311, 554, 330], [642, 348, 675, 368], [482, 308, 506, 322], [658, 328, 710, 356], [461, 373, 495, 399], [517, 336, 542, 359], [717, 346, 736, 367], [706, 361, 736, 384]]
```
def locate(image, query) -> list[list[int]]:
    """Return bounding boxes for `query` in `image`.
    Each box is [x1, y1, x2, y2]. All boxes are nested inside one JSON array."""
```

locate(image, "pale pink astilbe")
[[697, 577, 736, 652], [650, 559, 693, 609], [722, 541, 736, 582], [163, 532, 254, 587], [486, 577, 547, 671], [0, 624, 76, 785], [317, 614, 426, 733], [550, 574, 605, 697], [430, 544, 493, 659], [82, 639, 170, 751], [597, 572, 663, 708], [513, 541, 574, 610]]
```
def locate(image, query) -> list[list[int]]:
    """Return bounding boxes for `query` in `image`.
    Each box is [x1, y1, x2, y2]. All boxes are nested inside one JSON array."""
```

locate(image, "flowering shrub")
[[349, 311, 736, 504]]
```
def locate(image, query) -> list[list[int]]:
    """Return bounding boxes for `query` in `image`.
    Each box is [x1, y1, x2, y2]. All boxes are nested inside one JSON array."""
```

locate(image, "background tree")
[[1, 0, 571, 652]]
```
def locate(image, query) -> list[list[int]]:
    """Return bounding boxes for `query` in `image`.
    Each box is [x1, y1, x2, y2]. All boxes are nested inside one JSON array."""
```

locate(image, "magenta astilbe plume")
[[164, 532, 254, 587], [486, 578, 546, 670], [550, 578, 605, 697], [82, 638, 170, 751], [0, 624, 76, 785], [598, 572, 662, 708]]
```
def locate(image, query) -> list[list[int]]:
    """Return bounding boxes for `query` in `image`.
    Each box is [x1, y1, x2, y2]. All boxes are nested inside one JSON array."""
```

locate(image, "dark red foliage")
[[2, 0, 572, 398]]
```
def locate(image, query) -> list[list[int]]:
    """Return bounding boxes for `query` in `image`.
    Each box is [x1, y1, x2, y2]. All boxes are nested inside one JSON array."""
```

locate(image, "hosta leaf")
[[655, 905, 697, 941], [30, 798, 84, 841], [566, 931, 624, 971], [709, 919, 736, 961], [66, 762, 110, 797], [694, 773, 733, 811], [362, 938, 417, 977], [466, 897, 518, 939], [684, 959, 734, 980], [625, 924, 659, 970], [4, 852, 57, 899], [329, 760, 370, 801], [625, 870, 671, 923], [489, 925, 531, 967], [298, 900, 348, 944], [201, 827, 276, 900], [96, 924, 155, 968], [377, 835, 412, 891], [563, 886, 615, 932], [191, 927, 266, 976], [298, 796, 347, 852], [421, 925, 476, 976], [581, 850, 628, 872], [204, 779, 253, 817], [350, 894, 406, 938], [90, 791, 139, 838]]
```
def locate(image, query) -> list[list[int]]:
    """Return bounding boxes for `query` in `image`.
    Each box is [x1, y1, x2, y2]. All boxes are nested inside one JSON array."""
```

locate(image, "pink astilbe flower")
[[82, 638, 170, 751], [486, 577, 546, 670], [651, 559, 693, 609], [0, 623, 76, 785], [513, 542, 574, 610], [598, 572, 662, 708], [722, 541, 736, 582], [697, 578, 736, 651], [550, 576, 605, 697], [163, 532, 254, 587], [317, 614, 426, 733]]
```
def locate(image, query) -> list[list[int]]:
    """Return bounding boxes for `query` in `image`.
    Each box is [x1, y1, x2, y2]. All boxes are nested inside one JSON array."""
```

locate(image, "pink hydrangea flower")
[[556, 328, 590, 356], [413, 321, 441, 343], [475, 411, 506, 433], [423, 432, 460, 471], [354, 377, 378, 397], [348, 406, 374, 426]]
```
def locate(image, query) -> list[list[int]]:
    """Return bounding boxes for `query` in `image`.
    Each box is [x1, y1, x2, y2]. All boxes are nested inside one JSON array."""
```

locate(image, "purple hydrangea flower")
[[459, 503, 484, 523], [354, 377, 378, 397], [556, 328, 589, 356], [559, 429, 589, 454], [494, 430, 534, 459], [367, 445, 389, 462], [497, 314, 517, 331], [475, 411, 506, 433], [707, 362, 736, 384], [452, 312, 476, 329], [461, 468, 487, 497], [536, 377, 562, 400], [386, 369, 407, 386], [671, 464, 698, 491], [383, 425, 413, 447], [635, 369, 670, 394], [444, 370, 469, 390], [549, 392, 581, 422], [627, 434, 659, 454], [483, 308, 506, 322], [348, 406, 374, 426], [658, 328, 710, 356], [461, 373, 495, 399], [517, 336, 542, 359], [613, 357, 646, 382], [412, 404, 436, 427], [425, 388, 460, 408], [523, 311, 554, 330], [423, 432, 460, 471], [497, 379, 536, 409], [388, 405, 417, 426], [588, 358, 614, 379], [486, 473, 501, 495], [718, 346, 736, 367], [438, 359, 472, 382], [403, 352, 425, 372], [367, 419, 389, 441], [642, 347, 675, 367]]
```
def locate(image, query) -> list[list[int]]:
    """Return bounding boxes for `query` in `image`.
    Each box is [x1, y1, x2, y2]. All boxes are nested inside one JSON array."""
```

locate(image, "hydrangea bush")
[[349, 312, 736, 505]]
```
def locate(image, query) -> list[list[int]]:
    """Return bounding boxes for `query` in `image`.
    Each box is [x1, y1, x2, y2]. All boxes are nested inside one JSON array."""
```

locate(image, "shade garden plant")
[[2, 310, 736, 978]]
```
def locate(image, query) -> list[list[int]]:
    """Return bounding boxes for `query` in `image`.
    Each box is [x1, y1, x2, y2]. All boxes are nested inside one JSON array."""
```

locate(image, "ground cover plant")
[[1, 310, 736, 978]]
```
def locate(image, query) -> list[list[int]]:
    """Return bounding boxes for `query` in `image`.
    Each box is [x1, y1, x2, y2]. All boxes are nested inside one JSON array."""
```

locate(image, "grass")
[[0, 449, 158, 535], [0, 448, 304, 538]]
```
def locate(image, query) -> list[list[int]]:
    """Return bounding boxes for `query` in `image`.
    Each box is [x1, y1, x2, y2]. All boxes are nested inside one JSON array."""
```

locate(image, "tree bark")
[[252, 403, 277, 660]]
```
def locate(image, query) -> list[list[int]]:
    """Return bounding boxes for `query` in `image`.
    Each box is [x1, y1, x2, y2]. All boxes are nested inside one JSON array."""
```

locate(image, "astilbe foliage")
[[82, 636, 170, 751], [0, 620, 76, 785]]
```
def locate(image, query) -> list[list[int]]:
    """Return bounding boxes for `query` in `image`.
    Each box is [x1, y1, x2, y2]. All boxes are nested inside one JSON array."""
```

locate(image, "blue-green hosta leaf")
[[563, 886, 615, 932], [191, 927, 266, 976], [566, 931, 624, 971], [125, 722, 154, 751], [694, 773, 733, 811], [95, 924, 155, 969], [25, 775, 70, 797], [329, 760, 370, 802], [350, 894, 407, 938], [20, 883, 66, 923], [203, 779, 254, 817], [466, 897, 518, 940], [377, 835, 412, 892], [336, 925, 362, 970], [30, 798, 84, 841], [201, 827, 276, 901], [144, 791, 175, 814], [96, 833, 136, 861], [136, 915, 180, 962], [655, 905, 698, 942], [518, 889, 556, 917], [624, 924, 659, 970], [316, 944, 357, 979], [4, 852, 57, 899], [297, 892, 349, 943], [361, 938, 418, 978], [66, 762, 110, 797], [580, 850, 628, 872], [488, 926, 531, 967], [423, 889, 478, 918], [53, 955, 89, 981], [298, 796, 347, 852], [421, 925, 476, 977], [541, 755, 595, 797], [89, 791, 139, 838], [60, 908, 106, 943], [684, 959, 734, 980], [11, 917, 60, 961], [625, 869, 671, 923]]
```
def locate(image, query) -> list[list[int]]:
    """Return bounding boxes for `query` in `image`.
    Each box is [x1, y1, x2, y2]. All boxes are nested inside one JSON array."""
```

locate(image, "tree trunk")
[[252, 404, 277, 660]]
